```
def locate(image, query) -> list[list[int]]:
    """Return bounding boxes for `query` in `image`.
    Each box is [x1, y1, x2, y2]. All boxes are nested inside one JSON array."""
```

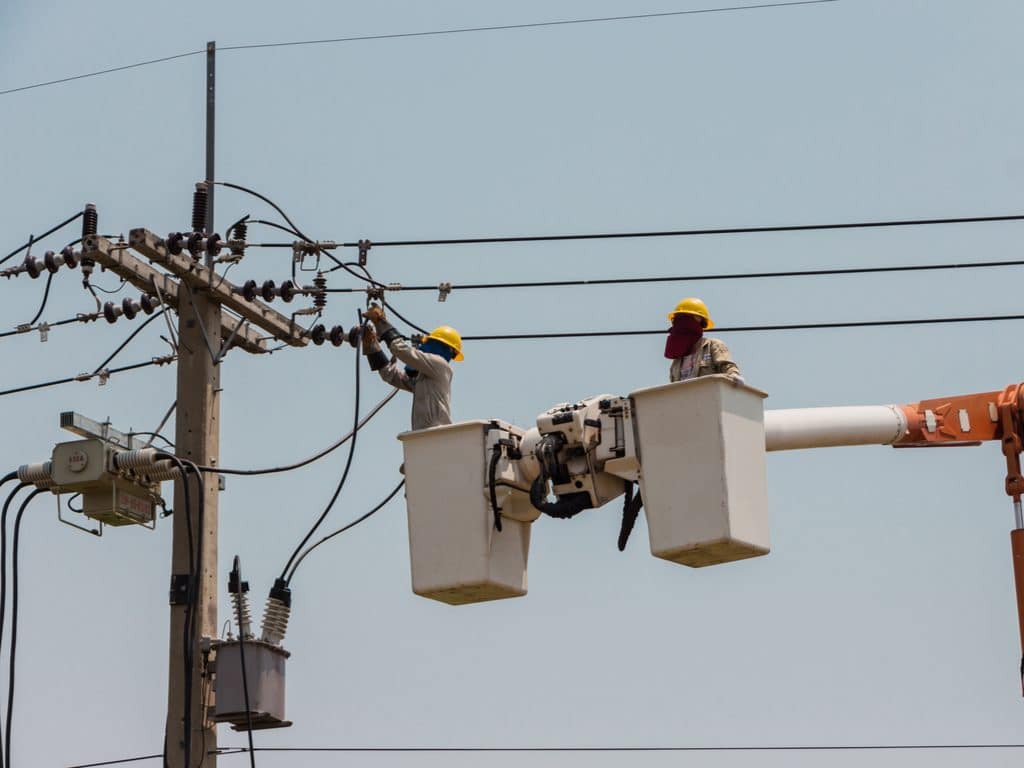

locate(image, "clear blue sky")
[[2, 1, 1024, 766]]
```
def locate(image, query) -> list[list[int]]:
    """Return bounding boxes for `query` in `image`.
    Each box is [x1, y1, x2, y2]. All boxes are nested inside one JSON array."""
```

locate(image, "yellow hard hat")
[[667, 297, 714, 329], [427, 325, 464, 361]]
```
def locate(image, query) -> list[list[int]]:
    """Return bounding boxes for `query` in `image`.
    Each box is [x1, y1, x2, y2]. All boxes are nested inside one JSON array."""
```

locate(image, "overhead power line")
[[0, 1, 837, 96], [0, 356, 175, 399], [461, 312, 1024, 341], [325, 257, 1024, 294]]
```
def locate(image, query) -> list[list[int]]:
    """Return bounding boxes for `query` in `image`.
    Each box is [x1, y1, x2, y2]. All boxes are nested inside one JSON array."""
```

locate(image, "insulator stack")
[[260, 578, 292, 646], [192, 183, 208, 233], [17, 461, 53, 488], [230, 221, 247, 257], [312, 272, 327, 312], [82, 204, 98, 238], [112, 448, 161, 470], [22, 254, 42, 279], [232, 590, 254, 640]]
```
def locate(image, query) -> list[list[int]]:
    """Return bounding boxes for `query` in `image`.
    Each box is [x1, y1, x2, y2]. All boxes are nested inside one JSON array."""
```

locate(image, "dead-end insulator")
[[312, 272, 327, 312], [22, 254, 42, 279], [60, 246, 79, 269], [261, 280, 277, 302], [186, 232, 204, 259], [140, 294, 159, 314], [235, 280, 258, 302], [205, 233, 223, 258], [279, 280, 296, 303], [166, 232, 185, 256], [192, 183, 208, 234], [103, 301, 123, 324], [310, 324, 327, 346], [43, 250, 61, 274], [122, 297, 140, 320]]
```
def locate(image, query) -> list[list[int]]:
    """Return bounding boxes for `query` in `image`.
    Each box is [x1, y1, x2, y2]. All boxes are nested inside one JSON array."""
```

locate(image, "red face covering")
[[664, 314, 704, 359]]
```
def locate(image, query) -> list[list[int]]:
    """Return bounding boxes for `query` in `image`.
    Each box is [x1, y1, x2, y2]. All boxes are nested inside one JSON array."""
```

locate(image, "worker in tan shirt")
[[361, 304, 464, 431], [664, 297, 742, 383]]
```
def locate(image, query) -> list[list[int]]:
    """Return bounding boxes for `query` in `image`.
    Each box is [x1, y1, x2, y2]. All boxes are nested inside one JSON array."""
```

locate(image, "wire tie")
[[15, 323, 30, 334], [97, 369, 110, 386], [37, 322, 49, 342], [438, 282, 451, 302]]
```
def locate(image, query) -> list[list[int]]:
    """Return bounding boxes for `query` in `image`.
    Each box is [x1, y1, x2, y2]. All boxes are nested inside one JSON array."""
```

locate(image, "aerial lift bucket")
[[399, 420, 531, 605], [630, 375, 771, 567]]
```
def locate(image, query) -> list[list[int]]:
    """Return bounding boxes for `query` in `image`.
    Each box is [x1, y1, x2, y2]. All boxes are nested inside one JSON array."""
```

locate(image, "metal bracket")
[[358, 239, 372, 266], [169, 574, 193, 605], [438, 282, 451, 302]]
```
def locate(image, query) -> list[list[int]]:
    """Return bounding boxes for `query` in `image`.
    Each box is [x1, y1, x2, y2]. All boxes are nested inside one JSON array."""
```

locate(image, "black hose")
[[529, 474, 592, 519], [230, 557, 257, 767], [617, 483, 643, 551], [488, 446, 503, 532]]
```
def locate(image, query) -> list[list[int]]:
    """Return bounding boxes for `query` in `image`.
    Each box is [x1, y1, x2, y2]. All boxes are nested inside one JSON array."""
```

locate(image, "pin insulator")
[[192, 183, 208, 233]]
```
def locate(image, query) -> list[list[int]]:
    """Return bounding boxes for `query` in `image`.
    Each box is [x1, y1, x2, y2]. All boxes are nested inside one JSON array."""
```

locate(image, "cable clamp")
[[366, 286, 385, 302], [153, 354, 176, 367], [438, 282, 451, 302], [97, 369, 110, 386], [37, 322, 49, 342], [358, 239, 372, 266], [169, 573, 192, 605]]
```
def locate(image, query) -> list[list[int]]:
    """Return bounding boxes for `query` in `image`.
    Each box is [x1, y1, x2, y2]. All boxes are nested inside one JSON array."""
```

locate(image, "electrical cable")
[[0, 356, 175, 399], [0, 475, 24, 768], [0, 211, 83, 266], [0, 316, 84, 340], [460, 312, 1024, 340], [312, 212, 1024, 251], [322, 256, 1024, 294], [279, 317, 364, 581], [5, 487, 45, 768], [196, 389, 397, 476], [286, 480, 405, 583], [229, 557, 257, 768], [88, 277, 128, 295], [26, 273, 53, 327], [91, 310, 167, 374], [2, 2, 836, 97]]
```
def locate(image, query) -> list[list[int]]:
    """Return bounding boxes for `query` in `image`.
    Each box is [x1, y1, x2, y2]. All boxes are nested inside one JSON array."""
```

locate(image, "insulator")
[[23, 255, 41, 279], [112, 448, 161, 471], [260, 280, 277, 302], [347, 325, 363, 348], [278, 280, 296, 303], [186, 232, 204, 258], [230, 221, 247, 257], [205, 233, 222, 257], [231, 590, 254, 640], [60, 246, 78, 269], [135, 462, 181, 482], [312, 272, 327, 311], [260, 593, 291, 646], [122, 297, 140, 320], [310, 324, 326, 346], [166, 232, 185, 256], [191, 183, 208, 233], [239, 280, 258, 302], [82, 204, 98, 239], [329, 325, 346, 347], [140, 294, 158, 314], [103, 301, 122, 324], [17, 461, 53, 487], [43, 251, 61, 274]]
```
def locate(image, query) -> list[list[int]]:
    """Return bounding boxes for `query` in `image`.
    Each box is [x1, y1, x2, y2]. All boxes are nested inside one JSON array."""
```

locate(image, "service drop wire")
[[5, 487, 45, 768], [231, 557, 257, 768], [0, 210, 83, 268], [26, 273, 53, 327], [286, 480, 405, 583], [278, 316, 364, 581]]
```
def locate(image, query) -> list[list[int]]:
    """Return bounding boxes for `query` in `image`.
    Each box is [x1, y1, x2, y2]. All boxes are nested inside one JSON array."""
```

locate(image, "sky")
[[2, 0, 1024, 766]]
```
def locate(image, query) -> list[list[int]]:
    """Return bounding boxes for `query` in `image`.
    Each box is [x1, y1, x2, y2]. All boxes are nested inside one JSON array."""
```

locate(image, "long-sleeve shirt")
[[374, 321, 453, 430], [669, 337, 740, 382]]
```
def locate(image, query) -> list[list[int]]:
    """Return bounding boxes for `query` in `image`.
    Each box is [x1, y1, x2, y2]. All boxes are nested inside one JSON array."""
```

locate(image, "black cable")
[[0, 316, 84, 340], [0, 356, 174, 399], [381, 300, 428, 336], [323, 256, 1024, 294], [286, 480, 405, 583], [91, 310, 167, 374], [279, 318, 363, 581], [0, 475, 24, 768], [6, 487, 44, 768], [229, 557, 257, 768], [88, 277, 128, 295], [215, 743, 1024, 754], [26, 273, 53, 326], [460, 312, 1024, 340], [323, 212, 1024, 250], [2, 2, 836, 97], [196, 390, 397, 476], [65, 755, 164, 768], [0, 211, 83, 266]]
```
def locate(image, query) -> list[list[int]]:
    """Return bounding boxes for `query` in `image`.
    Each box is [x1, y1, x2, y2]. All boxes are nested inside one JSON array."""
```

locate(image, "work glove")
[[362, 303, 386, 324], [361, 323, 382, 355]]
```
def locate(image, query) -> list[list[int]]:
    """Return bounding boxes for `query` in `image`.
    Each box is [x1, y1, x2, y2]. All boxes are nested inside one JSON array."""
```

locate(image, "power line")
[[216, 742, 1024, 754], [324, 256, 1024, 294], [66, 754, 164, 767], [308, 213, 1024, 256], [0, 356, 175, 399], [0, 211, 84, 266], [1, 2, 837, 97], [460, 312, 1024, 340]]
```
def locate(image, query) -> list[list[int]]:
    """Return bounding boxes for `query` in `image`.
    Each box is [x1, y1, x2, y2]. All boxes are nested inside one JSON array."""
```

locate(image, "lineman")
[[664, 297, 742, 383], [361, 303, 464, 430]]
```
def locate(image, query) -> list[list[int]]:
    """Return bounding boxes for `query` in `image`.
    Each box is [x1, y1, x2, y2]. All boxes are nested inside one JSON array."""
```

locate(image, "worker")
[[665, 297, 742, 383], [361, 303, 464, 430]]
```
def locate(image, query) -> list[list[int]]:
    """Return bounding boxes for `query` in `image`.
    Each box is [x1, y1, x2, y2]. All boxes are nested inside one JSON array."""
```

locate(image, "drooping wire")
[[91, 310, 167, 374], [5, 487, 45, 768], [286, 480, 405, 583], [278, 316, 364, 581], [26, 273, 53, 326], [0, 211, 83, 267], [196, 390, 397, 476]]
